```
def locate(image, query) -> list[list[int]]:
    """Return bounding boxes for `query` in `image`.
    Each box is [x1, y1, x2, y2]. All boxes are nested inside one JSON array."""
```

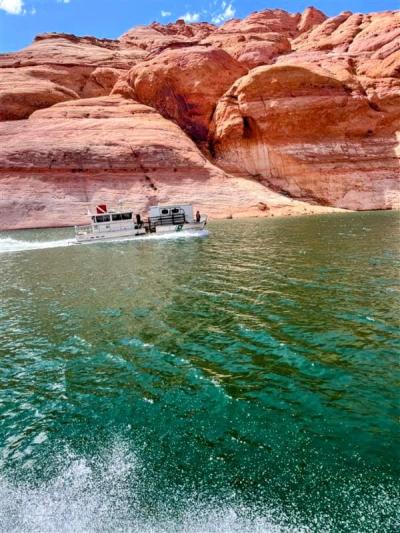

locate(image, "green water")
[[0, 212, 399, 532]]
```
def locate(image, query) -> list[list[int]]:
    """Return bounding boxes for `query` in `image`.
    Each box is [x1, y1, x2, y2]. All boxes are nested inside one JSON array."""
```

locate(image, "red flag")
[[96, 204, 107, 214]]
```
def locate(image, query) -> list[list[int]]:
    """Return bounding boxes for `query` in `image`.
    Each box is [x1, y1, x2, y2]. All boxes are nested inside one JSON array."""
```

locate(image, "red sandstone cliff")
[[0, 7, 399, 229]]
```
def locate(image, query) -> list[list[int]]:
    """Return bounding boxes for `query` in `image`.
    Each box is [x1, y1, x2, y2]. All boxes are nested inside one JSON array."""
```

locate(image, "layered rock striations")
[[0, 7, 399, 229], [1, 94, 332, 228], [0, 33, 148, 121]]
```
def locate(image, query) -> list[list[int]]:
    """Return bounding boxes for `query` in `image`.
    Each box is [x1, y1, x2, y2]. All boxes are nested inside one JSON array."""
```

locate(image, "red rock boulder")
[[121, 46, 246, 142], [0, 33, 144, 120], [210, 64, 399, 210]]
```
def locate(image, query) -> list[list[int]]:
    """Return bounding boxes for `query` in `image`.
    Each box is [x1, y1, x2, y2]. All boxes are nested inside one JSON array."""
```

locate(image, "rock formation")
[[120, 47, 246, 143], [0, 7, 399, 229]]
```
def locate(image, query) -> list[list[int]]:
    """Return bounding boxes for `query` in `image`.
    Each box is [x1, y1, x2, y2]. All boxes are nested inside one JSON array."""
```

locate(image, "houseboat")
[[74, 203, 207, 243]]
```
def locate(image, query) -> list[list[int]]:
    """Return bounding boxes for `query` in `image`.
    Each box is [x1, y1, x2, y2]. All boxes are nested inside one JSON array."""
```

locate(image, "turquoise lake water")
[[0, 212, 399, 532]]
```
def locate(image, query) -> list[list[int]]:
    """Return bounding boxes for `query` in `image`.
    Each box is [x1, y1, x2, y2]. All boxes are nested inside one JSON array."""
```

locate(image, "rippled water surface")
[[0, 212, 399, 532]]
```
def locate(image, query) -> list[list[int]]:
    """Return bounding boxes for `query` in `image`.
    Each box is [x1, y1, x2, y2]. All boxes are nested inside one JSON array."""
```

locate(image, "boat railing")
[[75, 224, 93, 235], [75, 222, 142, 235], [148, 213, 186, 227]]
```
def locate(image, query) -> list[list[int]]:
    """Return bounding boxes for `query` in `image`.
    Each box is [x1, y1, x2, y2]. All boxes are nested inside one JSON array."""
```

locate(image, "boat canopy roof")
[[149, 204, 193, 210]]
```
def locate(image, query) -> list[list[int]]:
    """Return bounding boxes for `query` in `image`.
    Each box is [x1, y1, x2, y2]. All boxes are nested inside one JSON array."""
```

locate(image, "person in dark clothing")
[[196, 210, 201, 223]]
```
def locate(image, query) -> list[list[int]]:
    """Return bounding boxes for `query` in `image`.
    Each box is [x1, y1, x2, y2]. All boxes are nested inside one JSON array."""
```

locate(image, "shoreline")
[[1, 207, 398, 234]]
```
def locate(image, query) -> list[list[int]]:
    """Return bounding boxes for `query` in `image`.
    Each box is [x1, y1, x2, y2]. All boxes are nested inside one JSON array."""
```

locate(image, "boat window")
[[171, 208, 180, 214], [161, 209, 169, 215], [96, 215, 110, 223], [121, 212, 132, 220], [112, 214, 122, 221]]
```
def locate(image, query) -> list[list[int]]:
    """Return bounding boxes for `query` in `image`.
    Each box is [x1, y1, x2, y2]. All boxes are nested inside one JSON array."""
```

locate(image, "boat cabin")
[[89, 204, 143, 228], [91, 212, 134, 224], [148, 204, 193, 227]]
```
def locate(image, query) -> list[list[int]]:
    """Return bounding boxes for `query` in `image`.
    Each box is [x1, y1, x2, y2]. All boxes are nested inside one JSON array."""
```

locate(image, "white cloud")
[[179, 11, 200, 23], [0, 0, 24, 15], [160, 2, 235, 27], [211, 2, 235, 24]]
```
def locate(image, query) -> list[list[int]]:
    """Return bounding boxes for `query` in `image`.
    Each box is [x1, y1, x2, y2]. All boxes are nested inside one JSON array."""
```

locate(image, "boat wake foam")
[[0, 440, 307, 533], [123, 228, 209, 243], [0, 230, 209, 254], [0, 237, 74, 254]]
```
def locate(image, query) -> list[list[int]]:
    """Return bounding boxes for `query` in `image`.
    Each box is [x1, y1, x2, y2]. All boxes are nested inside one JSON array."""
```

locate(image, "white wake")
[[0, 442, 308, 533], [0, 237, 74, 254], [0, 229, 209, 254]]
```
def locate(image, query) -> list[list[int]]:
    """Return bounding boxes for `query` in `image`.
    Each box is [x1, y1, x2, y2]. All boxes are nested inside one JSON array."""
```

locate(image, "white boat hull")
[[75, 227, 146, 243]]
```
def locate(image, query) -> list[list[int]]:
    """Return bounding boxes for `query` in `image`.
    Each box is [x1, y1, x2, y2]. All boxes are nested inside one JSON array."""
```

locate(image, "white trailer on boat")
[[148, 204, 207, 234]]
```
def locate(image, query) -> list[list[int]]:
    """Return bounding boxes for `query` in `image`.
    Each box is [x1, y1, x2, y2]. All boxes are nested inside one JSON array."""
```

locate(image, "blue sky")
[[0, 0, 399, 52]]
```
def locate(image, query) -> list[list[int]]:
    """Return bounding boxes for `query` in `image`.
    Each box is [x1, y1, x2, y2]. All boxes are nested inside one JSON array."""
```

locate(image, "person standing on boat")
[[196, 210, 201, 223]]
